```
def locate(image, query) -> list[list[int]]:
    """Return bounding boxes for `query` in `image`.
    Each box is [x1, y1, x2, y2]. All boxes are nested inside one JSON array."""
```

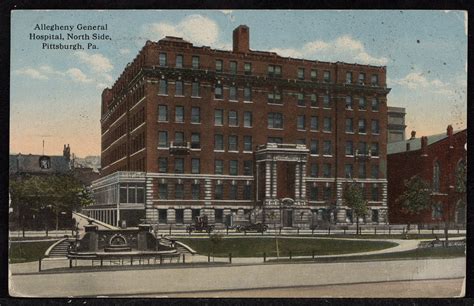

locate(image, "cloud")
[[38, 65, 65, 76], [219, 10, 233, 15], [67, 68, 92, 83], [142, 15, 220, 46], [74, 51, 113, 73], [14, 67, 48, 80], [119, 48, 131, 55], [391, 72, 446, 90], [269, 34, 388, 66]]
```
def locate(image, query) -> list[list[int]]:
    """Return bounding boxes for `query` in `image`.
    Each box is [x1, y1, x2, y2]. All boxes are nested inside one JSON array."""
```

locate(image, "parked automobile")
[[236, 222, 268, 233], [186, 215, 214, 234]]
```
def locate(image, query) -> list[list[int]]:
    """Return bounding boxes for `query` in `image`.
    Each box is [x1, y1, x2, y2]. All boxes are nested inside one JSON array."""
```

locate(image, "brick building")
[[387, 126, 467, 226], [88, 25, 391, 228]]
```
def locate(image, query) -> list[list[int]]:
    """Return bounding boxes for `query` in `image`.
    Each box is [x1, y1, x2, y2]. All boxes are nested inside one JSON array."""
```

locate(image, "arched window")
[[433, 161, 440, 192], [455, 159, 466, 193]]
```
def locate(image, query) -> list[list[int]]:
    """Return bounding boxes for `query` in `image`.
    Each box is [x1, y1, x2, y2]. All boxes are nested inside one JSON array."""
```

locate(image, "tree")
[[396, 175, 432, 233], [343, 182, 368, 235]]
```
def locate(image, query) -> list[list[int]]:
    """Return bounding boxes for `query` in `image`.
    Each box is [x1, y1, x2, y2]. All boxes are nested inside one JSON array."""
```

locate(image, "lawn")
[[271, 246, 466, 263], [9, 240, 56, 263], [178, 237, 398, 257]]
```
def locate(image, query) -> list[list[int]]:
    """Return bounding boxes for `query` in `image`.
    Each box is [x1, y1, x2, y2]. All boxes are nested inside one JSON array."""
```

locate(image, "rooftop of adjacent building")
[[387, 125, 466, 155], [387, 106, 406, 114], [9, 153, 71, 174]]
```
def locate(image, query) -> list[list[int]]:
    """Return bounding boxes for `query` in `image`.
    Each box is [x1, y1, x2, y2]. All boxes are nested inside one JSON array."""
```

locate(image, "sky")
[[10, 10, 467, 157]]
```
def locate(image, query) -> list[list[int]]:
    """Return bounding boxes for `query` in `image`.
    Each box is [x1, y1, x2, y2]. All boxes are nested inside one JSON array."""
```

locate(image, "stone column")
[[145, 177, 158, 223], [382, 181, 388, 206], [272, 161, 278, 198], [300, 163, 307, 200], [204, 179, 212, 205], [295, 163, 301, 200], [183, 208, 192, 224], [167, 208, 176, 224], [265, 161, 271, 199]]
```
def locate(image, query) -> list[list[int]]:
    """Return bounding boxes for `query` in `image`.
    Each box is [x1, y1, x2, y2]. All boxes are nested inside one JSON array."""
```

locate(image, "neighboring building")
[[73, 155, 101, 172], [9, 144, 72, 175], [387, 125, 467, 226], [88, 25, 391, 228], [387, 106, 406, 143]]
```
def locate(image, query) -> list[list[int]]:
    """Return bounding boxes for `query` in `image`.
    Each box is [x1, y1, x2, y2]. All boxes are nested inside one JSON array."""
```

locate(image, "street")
[[9, 257, 465, 298]]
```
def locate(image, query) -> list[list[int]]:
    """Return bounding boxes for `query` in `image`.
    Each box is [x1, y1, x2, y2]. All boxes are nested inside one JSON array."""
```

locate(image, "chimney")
[[447, 125, 453, 137], [233, 25, 250, 53], [410, 130, 416, 139], [406, 142, 410, 151], [420, 136, 428, 157]]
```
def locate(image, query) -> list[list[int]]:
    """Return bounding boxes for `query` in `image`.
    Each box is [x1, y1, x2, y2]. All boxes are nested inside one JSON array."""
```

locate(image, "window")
[[358, 73, 365, 85], [310, 185, 318, 201], [216, 59, 223, 72], [158, 157, 168, 173], [310, 140, 318, 155], [175, 106, 184, 123], [296, 139, 305, 145], [191, 133, 200, 149], [310, 69, 317, 80], [323, 95, 330, 108], [244, 87, 252, 101], [371, 74, 379, 86], [158, 184, 168, 199], [244, 111, 252, 127], [268, 137, 283, 144], [214, 134, 224, 150], [371, 97, 379, 111], [192, 209, 200, 220], [215, 160, 224, 174], [244, 63, 252, 75], [175, 184, 184, 199], [243, 185, 252, 200], [268, 65, 282, 77], [371, 142, 379, 156], [346, 72, 352, 84], [191, 158, 200, 174], [432, 202, 443, 220], [230, 61, 237, 74], [158, 131, 168, 147], [346, 118, 354, 133], [159, 79, 168, 95], [192, 184, 200, 200], [244, 136, 252, 151], [310, 163, 318, 177], [346, 96, 353, 109], [359, 97, 367, 110], [228, 135, 238, 151], [229, 110, 238, 126], [323, 140, 332, 155], [229, 86, 238, 100], [371, 184, 379, 201], [345, 141, 354, 155], [174, 131, 184, 145], [323, 163, 332, 178], [175, 81, 183, 96], [158, 105, 168, 122], [215, 209, 224, 223], [229, 184, 238, 200], [244, 160, 253, 175], [174, 158, 184, 173], [192, 56, 200, 69], [215, 84, 223, 99], [310, 116, 318, 130], [297, 93, 305, 106], [176, 209, 184, 223], [214, 109, 224, 126], [323, 117, 332, 132], [310, 94, 317, 107], [358, 164, 366, 178], [323, 187, 332, 200], [323, 70, 331, 82], [371, 120, 380, 134], [192, 82, 200, 97], [159, 53, 167, 66], [175, 54, 183, 68], [158, 209, 167, 223], [371, 165, 379, 179], [215, 184, 223, 200], [229, 160, 238, 175], [191, 107, 200, 123], [298, 68, 305, 80], [268, 90, 282, 104], [268, 112, 283, 129], [345, 164, 353, 178], [358, 119, 366, 134], [433, 161, 441, 192], [297, 115, 306, 130], [358, 142, 367, 155]]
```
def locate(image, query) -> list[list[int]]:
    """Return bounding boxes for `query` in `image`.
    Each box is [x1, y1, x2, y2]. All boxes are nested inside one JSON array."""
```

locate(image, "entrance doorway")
[[283, 210, 293, 227]]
